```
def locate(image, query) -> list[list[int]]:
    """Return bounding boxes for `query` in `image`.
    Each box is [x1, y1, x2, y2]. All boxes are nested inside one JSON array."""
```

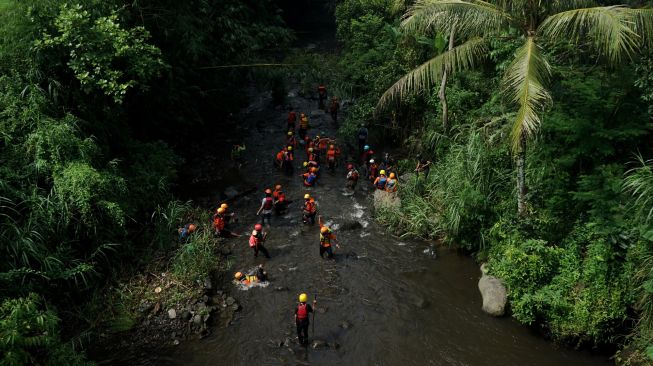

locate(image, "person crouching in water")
[[249, 224, 270, 258], [295, 293, 317, 346], [318, 216, 340, 259]]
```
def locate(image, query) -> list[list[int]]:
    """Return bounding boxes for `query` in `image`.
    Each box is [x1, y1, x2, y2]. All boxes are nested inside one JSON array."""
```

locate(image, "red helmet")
[[254, 224, 263, 231], [347, 164, 353, 170]]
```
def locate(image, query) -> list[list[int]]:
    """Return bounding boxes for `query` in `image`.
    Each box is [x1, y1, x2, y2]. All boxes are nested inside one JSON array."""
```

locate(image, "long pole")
[[312, 294, 317, 337]]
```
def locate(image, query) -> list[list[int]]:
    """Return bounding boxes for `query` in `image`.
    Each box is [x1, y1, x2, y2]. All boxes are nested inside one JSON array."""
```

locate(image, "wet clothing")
[[283, 150, 294, 175], [256, 267, 268, 282], [249, 230, 270, 258], [319, 224, 337, 259], [303, 172, 317, 187], [295, 303, 314, 345], [274, 193, 290, 214], [386, 178, 398, 192]]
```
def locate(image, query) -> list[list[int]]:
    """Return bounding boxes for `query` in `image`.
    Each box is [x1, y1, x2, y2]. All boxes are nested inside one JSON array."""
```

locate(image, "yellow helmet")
[[288, 146, 293, 151], [389, 173, 396, 179], [303, 162, 308, 167], [235, 272, 243, 280], [308, 147, 314, 152], [304, 194, 310, 200], [217, 207, 226, 214], [299, 293, 308, 303], [287, 131, 293, 136], [380, 170, 386, 176]]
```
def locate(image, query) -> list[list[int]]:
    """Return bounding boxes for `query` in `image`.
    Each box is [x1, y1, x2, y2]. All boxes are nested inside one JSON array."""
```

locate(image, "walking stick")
[[312, 294, 317, 337]]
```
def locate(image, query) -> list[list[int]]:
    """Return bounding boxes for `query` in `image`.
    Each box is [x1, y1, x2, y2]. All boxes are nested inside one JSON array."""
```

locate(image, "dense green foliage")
[[334, 0, 653, 360], [0, 0, 290, 363]]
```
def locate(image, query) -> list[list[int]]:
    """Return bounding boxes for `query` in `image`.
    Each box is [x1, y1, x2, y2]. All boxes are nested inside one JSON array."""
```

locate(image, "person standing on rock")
[[295, 293, 317, 346], [318, 216, 340, 259], [249, 223, 270, 258], [257, 189, 274, 226]]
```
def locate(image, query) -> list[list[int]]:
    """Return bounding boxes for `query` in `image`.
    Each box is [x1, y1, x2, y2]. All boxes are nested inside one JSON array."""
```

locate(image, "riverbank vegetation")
[[0, 0, 290, 363], [333, 0, 653, 362]]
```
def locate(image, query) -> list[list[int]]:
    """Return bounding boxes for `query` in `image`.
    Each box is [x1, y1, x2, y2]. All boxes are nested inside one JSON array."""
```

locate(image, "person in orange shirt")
[[318, 216, 340, 259], [326, 144, 337, 171], [302, 194, 317, 225]]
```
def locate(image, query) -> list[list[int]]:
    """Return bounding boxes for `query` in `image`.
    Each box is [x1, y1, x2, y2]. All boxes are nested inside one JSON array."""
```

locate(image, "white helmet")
[[370, 159, 375, 163]]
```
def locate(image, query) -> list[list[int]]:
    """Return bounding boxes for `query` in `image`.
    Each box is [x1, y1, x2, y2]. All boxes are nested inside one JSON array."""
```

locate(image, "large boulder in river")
[[373, 190, 401, 211], [478, 264, 507, 317]]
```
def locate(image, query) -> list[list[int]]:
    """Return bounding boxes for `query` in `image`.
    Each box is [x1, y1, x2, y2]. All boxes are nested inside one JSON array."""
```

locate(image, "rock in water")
[[311, 340, 328, 349], [373, 190, 401, 211], [339, 220, 363, 231], [167, 308, 177, 319], [478, 265, 507, 317], [226, 297, 235, 306], [310, 110, 325, 117]]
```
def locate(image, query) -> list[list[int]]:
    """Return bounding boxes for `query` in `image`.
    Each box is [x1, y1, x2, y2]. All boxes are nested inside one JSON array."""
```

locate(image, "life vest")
[[263, 197, 273, 210], [318, 139, 328, 150], [284, 151, 294, 161], [320, 231, 332, 247], [386, 179, 397, 192], [213, 215, 225, 231], [277, 193, 286, 203], [288, 111, 297, 123], [348, 170, 359, 181], [273, 190, 281, 200], [308, 153, 317, 162], [304, 173, 316, 186], [376, 176, 387, 189], [327, 149, 336, 161], [369, 164, 378, 177], [276, 151, 284, 161], [304, 200, 316, 213], [297, 303, 308, 320], [249, 233, 259, 248], [300, 117, 309, 129]]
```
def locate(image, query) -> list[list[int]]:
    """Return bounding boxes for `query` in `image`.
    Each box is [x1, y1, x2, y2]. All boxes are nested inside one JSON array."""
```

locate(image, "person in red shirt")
[[294, 293, 317, 346], [249, 223, 270, 258], [302, 194, 317, 224]]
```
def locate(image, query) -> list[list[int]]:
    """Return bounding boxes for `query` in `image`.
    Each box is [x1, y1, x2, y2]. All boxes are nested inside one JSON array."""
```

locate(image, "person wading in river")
[[317, 84, 327, 110], [249, 223, 270, 258], [257, 189, 274, 226], [299, 113, 309, 140], [213, 208, 240, 238], [318, 216, 340, 259], [357, 124, 369, 153], [302, 194, 317, 225], [287, 107, 297, 132], [346, 164, 359, 191], [295, 293, 317, 346], [329, 96, 339, 126]]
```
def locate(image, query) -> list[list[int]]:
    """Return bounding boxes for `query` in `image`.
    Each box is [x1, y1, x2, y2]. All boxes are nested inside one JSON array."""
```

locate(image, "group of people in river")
[[176, 83, 435, 348]]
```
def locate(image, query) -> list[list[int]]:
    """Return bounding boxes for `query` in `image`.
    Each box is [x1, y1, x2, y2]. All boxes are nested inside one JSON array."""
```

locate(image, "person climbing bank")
[[374, 170, 388, 190], [295, 293, 317, 346]]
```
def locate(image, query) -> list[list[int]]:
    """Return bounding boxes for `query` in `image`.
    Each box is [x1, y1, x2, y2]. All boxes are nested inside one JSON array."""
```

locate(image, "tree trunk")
[[517, 134, 527, 216], [438, 24, 456, 133]]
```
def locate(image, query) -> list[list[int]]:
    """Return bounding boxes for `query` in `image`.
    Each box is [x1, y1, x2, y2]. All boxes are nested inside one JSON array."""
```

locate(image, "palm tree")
[[377, 0, 653, 216]]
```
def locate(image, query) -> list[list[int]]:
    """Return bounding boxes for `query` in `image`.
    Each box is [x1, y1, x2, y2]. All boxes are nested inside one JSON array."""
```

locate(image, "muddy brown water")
[[95, 88, 613, 366]]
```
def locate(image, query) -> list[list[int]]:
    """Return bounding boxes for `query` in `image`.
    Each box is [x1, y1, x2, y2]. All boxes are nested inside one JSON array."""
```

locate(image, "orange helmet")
[[188, 224, 197, 233], [254, 223, 263, 231], [275, 184, 282, 190], [304, 194, 310, 200], [389, 173, 396, 179], [220, 203, 228, 209], [265, 188, 272, 194], [329, 145, 334, 149], [310, 167, 317, 173], [320, 226, 329, 234], [217, 207, 226, 214]]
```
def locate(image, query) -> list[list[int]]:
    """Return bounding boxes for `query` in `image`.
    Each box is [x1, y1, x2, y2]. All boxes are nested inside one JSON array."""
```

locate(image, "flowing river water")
[[99, 85, 613, 366]]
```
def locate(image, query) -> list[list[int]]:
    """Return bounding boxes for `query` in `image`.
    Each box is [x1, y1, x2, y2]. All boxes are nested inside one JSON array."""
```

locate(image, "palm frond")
[[402, 0, 510, 37], [376, 37, 487, 112], [549, 0, 597, 13], [627, 8, 653, 49], [539, 6, 639, 64], [502, 36, 552, 151], [624, 154, 653, 223]]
